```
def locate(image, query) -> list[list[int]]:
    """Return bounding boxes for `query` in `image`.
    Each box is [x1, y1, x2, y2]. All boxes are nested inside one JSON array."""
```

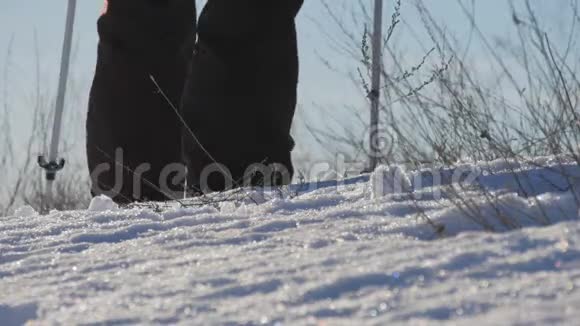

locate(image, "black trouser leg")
[[87, 0, 196, 203], [181, 0, 304, 194]]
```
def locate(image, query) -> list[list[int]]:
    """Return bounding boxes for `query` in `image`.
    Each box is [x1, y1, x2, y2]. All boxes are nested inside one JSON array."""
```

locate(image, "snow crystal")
[[87, 195, 119, 212], [12, 205, 37, 217]]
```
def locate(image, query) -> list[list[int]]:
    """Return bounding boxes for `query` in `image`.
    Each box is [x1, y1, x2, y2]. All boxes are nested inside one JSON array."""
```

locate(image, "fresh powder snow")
[[1, 157, 580, 324]]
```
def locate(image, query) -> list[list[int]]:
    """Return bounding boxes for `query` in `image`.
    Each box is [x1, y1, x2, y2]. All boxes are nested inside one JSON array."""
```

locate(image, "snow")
[[1, 157, 580, 324], [87, 195, 120, 212], [12, 206, 37, 218]]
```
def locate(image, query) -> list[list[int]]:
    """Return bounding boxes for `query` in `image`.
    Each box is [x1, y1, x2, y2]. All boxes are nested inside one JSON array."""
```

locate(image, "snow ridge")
[[1, 157, 579, 324]]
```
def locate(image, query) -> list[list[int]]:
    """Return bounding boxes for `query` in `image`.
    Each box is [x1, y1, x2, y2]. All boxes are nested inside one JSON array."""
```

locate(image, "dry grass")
[[308, 0, 580, 232], [0, 34, 90, 216]]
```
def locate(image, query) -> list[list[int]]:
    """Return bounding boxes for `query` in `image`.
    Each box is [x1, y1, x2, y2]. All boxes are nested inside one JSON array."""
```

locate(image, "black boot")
[[87, 0, 196, 203], [181, 0, 303, 194]]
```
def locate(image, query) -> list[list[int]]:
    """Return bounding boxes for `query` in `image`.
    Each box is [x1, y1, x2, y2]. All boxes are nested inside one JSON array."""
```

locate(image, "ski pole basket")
[[38, 156, 66, 181]]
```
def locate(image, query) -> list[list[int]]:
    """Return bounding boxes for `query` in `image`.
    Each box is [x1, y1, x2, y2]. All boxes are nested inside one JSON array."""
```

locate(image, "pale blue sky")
[[0, 0, 571, 164]]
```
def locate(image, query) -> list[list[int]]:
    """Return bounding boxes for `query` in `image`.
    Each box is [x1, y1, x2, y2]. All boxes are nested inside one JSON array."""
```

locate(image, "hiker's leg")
[[181, 0, 303, 193], [87, 0, 196, 203]]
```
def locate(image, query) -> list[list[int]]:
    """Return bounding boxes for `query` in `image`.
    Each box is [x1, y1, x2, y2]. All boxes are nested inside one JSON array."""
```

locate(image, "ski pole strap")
[[38, 156, 66, 181]]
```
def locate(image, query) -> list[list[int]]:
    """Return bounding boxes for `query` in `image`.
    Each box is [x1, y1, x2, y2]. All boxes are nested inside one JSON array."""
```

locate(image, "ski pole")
[[369, 0, 384, 171], [38, 0, 77, 207]]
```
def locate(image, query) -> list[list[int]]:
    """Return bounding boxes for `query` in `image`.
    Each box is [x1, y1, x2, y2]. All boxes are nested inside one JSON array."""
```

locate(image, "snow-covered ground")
[[1, 157, 580, 325]]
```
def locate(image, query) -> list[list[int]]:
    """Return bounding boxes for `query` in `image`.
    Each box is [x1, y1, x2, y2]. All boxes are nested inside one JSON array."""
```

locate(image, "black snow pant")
[[87, 0, 303, 203]]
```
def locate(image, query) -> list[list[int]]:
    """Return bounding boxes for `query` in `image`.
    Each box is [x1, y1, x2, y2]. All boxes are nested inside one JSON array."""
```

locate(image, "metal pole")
[[41, 0, 77, 209], [369, 0, 384, 171]]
